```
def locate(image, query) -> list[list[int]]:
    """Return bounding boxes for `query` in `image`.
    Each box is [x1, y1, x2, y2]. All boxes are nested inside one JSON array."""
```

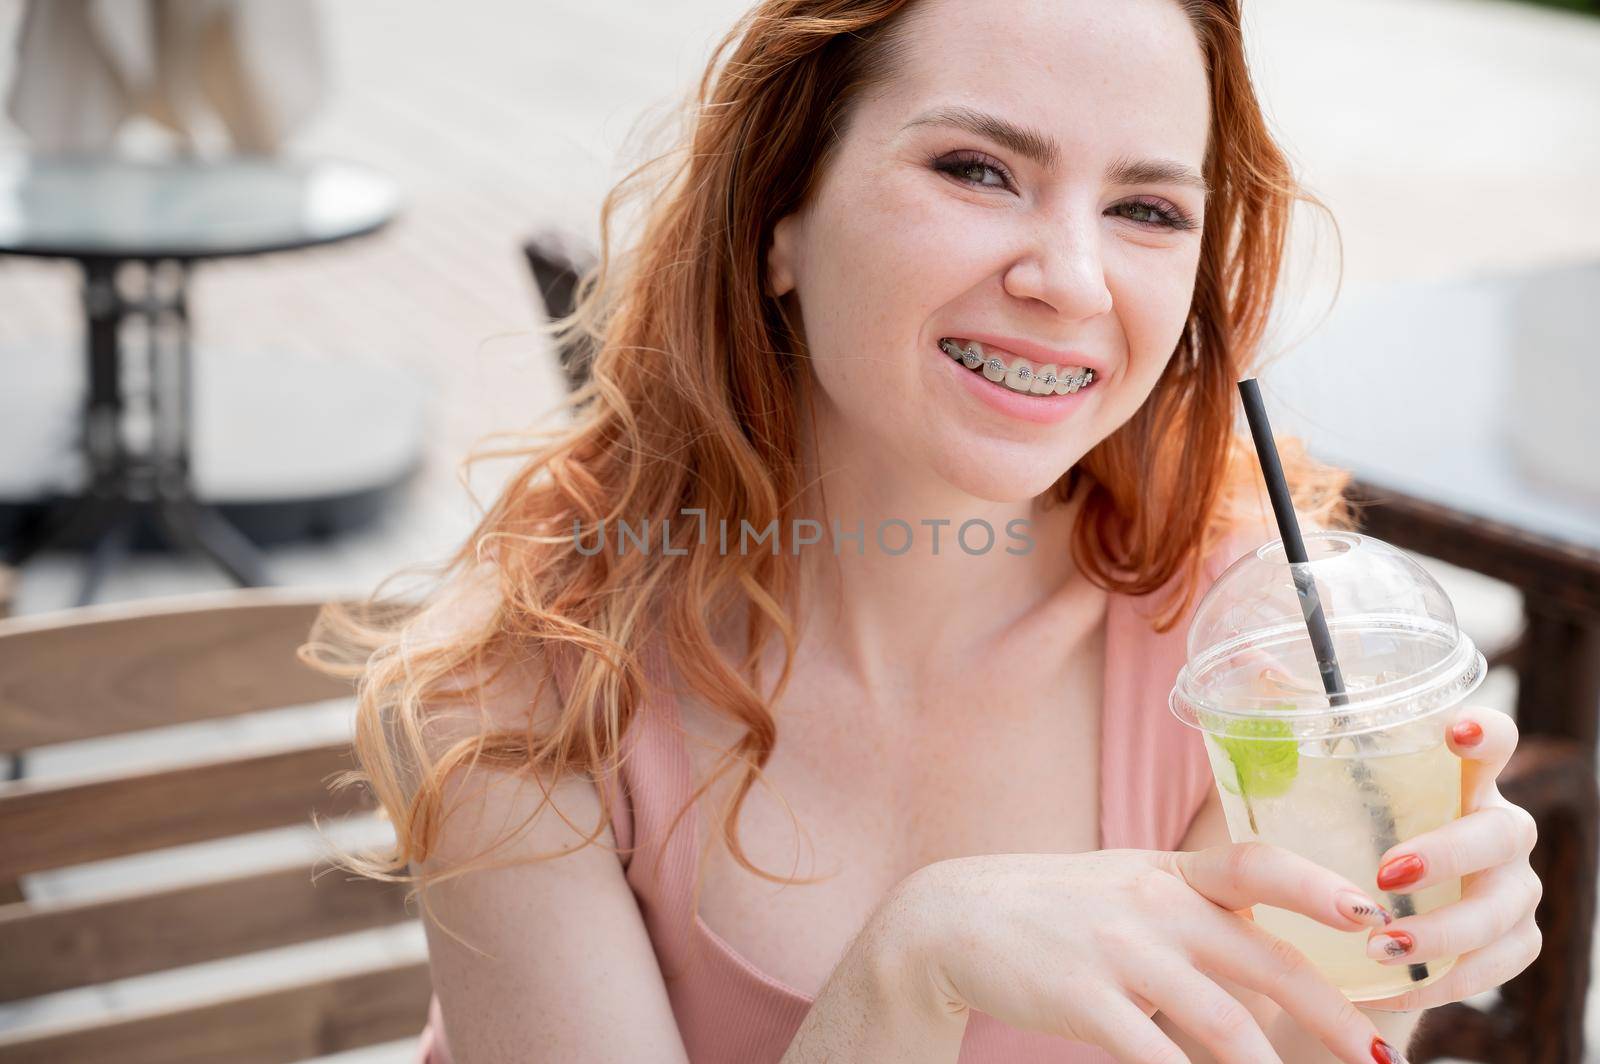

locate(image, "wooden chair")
[[1409, 735, 1599, 1063], [0, 590, 431, 1064], [1356, 492, 1600, 1064]]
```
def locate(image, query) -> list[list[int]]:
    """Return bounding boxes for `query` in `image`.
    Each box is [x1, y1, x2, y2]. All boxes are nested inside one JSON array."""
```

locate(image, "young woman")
[[308, 1, 1542, 1061]]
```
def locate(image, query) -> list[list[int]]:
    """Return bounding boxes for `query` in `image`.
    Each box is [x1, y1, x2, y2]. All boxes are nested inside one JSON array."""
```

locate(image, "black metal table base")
[[4, 488, 268, 609], [5, 257, 274, 607]]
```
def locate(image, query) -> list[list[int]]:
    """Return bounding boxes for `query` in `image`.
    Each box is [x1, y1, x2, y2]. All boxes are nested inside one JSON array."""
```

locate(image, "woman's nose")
[[1001, 218, 1113, 320]]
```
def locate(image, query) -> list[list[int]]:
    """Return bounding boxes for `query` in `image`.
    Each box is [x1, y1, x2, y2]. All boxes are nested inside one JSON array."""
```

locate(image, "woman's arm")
[[418, 763, 693, 1063], [406, 573, 692, 1064], [1160, 788, 1425, 1062], [778, 881, 968, 1063]]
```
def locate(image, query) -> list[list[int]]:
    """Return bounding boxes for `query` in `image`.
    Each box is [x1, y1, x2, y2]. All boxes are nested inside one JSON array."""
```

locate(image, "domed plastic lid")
[[1170, 531, 1486, 740]]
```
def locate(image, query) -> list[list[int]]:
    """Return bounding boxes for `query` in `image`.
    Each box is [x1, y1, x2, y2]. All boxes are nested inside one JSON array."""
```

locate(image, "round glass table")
[[0, 156, 413, 606]]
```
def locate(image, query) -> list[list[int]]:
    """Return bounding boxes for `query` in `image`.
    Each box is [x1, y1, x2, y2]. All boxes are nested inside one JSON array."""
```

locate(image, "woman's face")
[[768, 0, 1211, 503]]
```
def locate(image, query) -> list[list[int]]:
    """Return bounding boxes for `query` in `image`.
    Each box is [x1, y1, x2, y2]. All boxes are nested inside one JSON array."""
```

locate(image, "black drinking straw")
[[1236, 378, 1429, 984]]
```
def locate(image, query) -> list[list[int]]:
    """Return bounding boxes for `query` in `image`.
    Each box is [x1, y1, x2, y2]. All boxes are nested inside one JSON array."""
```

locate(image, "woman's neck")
[[770, 397, 1100, 711]]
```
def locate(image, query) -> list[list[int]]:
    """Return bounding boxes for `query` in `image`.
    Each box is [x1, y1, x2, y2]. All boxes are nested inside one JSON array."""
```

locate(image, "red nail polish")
[[1377, 853, 1425, 891], [1372, 1035, 1407, 1063], [1368, 930, 1415, 960], [1450, 720, 1483, 746]]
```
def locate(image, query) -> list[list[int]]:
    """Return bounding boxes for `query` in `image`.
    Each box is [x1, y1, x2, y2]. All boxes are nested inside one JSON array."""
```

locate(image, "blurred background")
[[0, 0, 1596, 1061]]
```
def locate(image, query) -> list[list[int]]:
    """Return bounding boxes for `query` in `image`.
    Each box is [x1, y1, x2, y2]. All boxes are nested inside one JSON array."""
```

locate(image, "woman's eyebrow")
[[904, 105, 1060, 169], [903, 105, 1209, 194], [1107, 156, 1210, 194]]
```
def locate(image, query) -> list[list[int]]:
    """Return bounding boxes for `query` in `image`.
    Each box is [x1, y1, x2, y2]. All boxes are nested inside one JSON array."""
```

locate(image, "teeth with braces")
[[938, 338, 1095, 395]]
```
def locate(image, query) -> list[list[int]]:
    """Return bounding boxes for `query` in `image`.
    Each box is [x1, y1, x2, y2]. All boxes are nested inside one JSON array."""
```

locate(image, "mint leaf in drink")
[[1218, 715, 1299, 800]]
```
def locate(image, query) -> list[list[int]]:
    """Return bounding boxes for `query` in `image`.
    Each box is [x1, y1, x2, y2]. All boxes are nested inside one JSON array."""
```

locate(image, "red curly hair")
[[302, 0, 1352, 909]]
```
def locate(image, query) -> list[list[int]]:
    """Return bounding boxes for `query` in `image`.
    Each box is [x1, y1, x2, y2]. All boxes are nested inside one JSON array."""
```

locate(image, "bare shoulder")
[[407, 565, 690, 1062], [403, 562, 562, 736], [402, 561, 599, 866]]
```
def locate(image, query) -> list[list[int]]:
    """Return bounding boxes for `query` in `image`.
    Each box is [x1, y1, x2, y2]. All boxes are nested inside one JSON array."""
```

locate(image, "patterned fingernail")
[[1371, 1035, 1408, 1063], [1450, 720, 1483, 746], [1367, 930, 1415, 962], [1337, 890, 1393, 928], [1377, 853, 1425, 891]]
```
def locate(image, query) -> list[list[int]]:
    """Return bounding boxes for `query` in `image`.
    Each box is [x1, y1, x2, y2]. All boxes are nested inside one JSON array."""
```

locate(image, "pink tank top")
[[415, 532, 1254, 1063]]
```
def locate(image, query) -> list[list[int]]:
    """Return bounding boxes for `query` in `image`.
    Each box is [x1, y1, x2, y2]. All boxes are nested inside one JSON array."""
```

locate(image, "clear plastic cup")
[[1170, 530, 1486, 1001]]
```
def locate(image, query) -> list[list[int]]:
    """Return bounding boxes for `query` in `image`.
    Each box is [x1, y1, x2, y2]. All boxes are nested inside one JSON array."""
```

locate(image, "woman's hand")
[[1354, 706, 1542, 1011], [885, 844, 1410, 1064]]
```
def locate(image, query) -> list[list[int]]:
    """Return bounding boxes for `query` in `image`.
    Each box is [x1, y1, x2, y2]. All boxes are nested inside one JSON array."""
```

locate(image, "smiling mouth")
[[938, 338, 1096, 396]]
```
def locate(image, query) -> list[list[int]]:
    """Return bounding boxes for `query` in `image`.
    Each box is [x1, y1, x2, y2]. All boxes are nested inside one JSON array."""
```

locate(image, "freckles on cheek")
[[826, 187, 932, 286], [808, 188, 951, 364], [1115, 256, 1202, 376]]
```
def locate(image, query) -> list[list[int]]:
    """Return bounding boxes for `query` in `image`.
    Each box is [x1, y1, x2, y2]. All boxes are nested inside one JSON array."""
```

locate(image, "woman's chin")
[[927, 443, 1073, 504]]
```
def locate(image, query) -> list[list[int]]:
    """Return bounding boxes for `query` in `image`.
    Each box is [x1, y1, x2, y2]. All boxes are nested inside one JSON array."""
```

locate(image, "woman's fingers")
[[1163, 843, 1391, 932], [1446, 705, 1518, 810], [1186, 906, 1394, 1064], [1372, 802, 1538, 895], [1072, 988, 1193, 1064], [1124, 953, 1280, 1064], [1358, 914, 1543, 1013], [1366, 861, 1542, 965]]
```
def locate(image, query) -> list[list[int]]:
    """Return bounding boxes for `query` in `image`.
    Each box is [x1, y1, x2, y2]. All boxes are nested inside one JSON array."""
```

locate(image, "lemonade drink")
[[1170, 531, 1486, 1002], [1201, 689, 1462, 1000]]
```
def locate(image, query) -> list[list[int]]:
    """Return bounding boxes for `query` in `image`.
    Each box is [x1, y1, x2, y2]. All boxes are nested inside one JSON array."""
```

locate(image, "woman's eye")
[[934, 153, 1012, 191], [1109, 199, 1198, 231]]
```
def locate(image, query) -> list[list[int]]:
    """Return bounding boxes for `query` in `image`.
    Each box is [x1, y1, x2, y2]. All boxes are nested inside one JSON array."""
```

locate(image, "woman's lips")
[[945, 332, 1105, 380], [937, 337, 1096, 396], [932, 338, 1099, 426]]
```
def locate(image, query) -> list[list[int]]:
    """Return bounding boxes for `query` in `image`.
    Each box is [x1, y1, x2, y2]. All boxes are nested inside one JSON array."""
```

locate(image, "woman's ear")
[[766, 213, 800, 298]]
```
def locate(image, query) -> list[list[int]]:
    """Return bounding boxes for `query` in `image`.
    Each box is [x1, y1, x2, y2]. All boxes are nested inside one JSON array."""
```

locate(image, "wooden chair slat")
[[0, 852, 415, 1001], [0, 590, 352, 752], [0, 742, 368, 881], [0, 959, 433, 1064]]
